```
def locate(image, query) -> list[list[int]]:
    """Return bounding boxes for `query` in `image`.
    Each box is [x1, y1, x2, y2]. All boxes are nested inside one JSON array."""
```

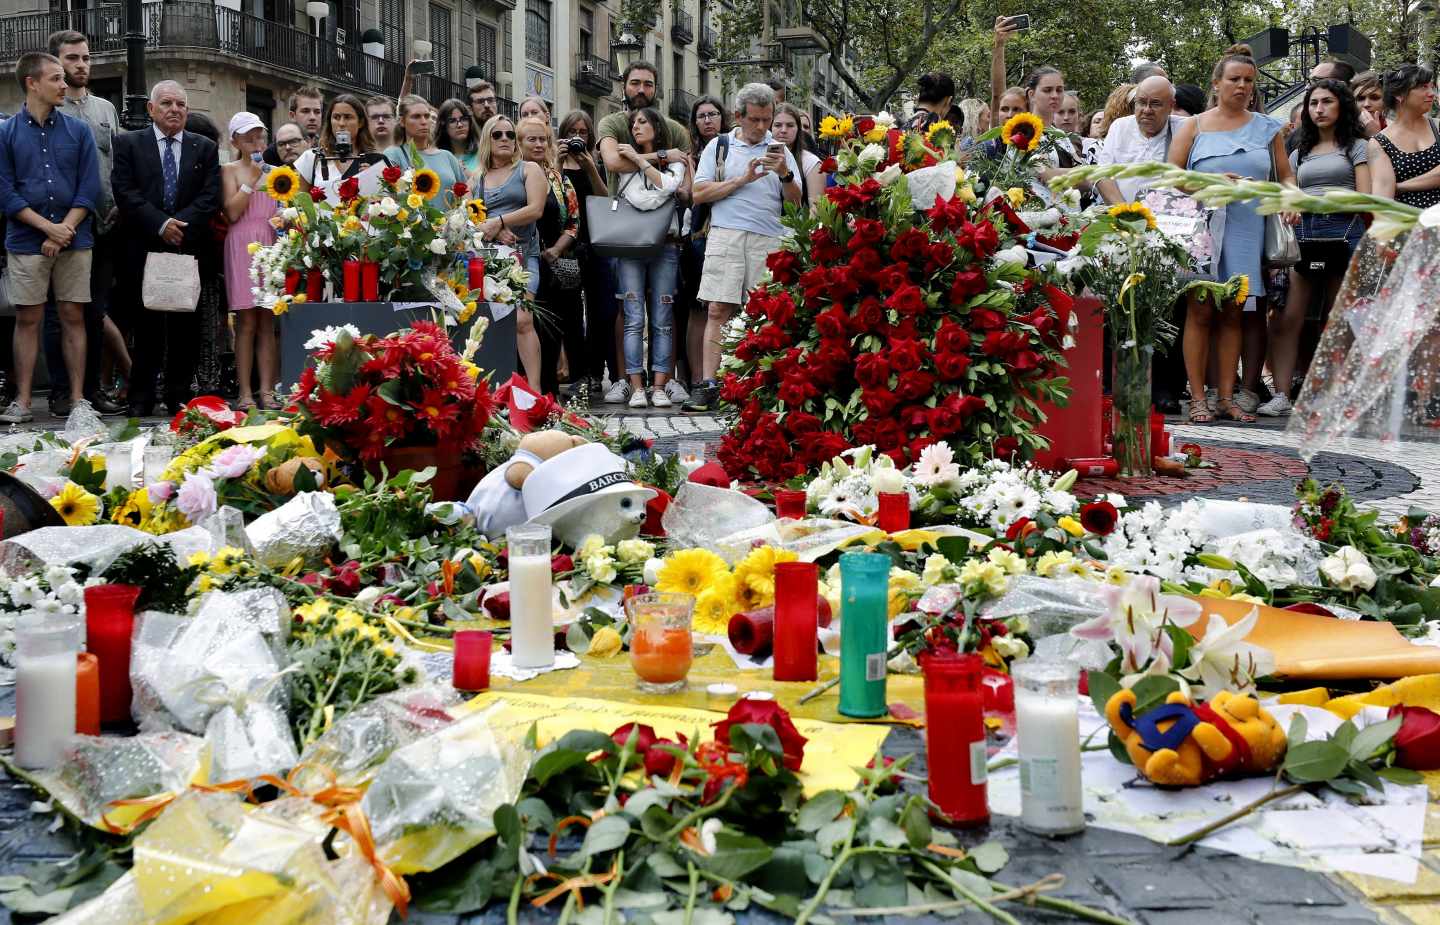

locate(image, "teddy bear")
[[465, 430, 588, 539], [1104, 688, 1286, 787]]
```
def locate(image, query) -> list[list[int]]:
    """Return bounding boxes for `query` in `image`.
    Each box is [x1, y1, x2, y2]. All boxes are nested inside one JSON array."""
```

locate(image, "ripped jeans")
[[617, 244, 679, 376]]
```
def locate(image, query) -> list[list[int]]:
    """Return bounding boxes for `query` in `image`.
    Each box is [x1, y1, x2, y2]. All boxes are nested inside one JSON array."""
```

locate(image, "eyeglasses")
[[1134, 98, 1168, 110], [446, 117, 470, 125], [277, 137, 306, 147], [474, 97, 497, 106], [491, 130, 516, 140], [696, 111, 721, 120]]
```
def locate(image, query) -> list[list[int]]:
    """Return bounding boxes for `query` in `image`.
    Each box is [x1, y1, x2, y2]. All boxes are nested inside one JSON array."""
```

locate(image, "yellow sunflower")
[[655, 547, 729, 598], [1231, 274, 1250, 305], [466, 198, 487, 223], [1107, 201, 1158, 230], [266, 165, 301, 204], [692, 573, 741, 635], [925, 119, 955, 146], [731, 545, 799, 610], [1001, 112, 1045, 152], [413, 168, 442, 200], [111, 487, 153, 528], [51, 481, 99, 526]]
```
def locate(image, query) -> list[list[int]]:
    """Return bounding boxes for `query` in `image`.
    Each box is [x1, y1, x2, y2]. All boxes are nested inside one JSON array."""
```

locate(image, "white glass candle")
[[14, 614, 80, 769], [676, 440, 706, 477], [1013, 659, 1085, 835], [104, 442, 135, 492], [507, 524, 554, 669], [143, 444, 172, 486]]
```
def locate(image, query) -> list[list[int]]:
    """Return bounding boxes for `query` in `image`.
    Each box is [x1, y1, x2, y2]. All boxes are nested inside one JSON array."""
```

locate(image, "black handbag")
[[586, 175, 674, 260]]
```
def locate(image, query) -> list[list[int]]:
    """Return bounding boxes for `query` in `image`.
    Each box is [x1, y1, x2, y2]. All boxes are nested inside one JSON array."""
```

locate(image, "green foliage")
[[100, 543, 201, 614]]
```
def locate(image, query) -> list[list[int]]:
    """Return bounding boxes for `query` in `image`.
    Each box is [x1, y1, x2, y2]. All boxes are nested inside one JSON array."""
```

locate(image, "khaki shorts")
[[6, 249, 92, 306], [696, 227, 779, 306]]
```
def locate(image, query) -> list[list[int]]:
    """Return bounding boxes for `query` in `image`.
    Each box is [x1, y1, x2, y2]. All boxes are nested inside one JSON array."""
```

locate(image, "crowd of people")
[[0, 26, 1435, 427]]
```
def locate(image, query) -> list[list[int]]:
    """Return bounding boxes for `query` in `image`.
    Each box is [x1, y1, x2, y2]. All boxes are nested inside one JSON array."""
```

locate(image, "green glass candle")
[[839, 552, 890, 718]]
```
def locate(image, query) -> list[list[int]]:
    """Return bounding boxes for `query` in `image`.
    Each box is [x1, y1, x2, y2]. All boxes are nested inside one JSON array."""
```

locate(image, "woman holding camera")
[[558, 110, 617, 396], [614, 107, 689, 409], [292, 94, 386, 188]]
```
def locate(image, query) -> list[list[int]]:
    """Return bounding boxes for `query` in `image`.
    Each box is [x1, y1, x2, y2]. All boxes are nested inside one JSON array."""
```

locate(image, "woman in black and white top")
[[291, 94, 388, 189], [1369, 64, 1440, 209]]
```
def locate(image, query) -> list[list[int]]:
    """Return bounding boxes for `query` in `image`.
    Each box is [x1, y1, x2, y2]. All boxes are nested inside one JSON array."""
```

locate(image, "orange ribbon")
[[99, 778, 256, 835]]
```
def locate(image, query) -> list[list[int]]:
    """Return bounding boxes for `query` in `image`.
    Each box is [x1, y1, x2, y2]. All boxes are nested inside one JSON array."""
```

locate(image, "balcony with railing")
[[698, 22, 717, 59], [574, 52, 612, 96], [0, 2, 465, 105], [670, 9, 693, 45], [669, 88, 695, 121]]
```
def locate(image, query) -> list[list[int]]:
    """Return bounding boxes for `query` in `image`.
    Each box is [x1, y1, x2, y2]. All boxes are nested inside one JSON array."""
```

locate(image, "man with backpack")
[[682, 82, 800, 413]]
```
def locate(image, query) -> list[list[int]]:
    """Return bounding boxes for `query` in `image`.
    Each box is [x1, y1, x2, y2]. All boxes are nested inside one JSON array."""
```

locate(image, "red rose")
[[766, 248, 801, 283], [765, 290, 797, 328], [550, 554, 574, 574], [810, 227, 846, 263], [821, 156, 838, 173], [861, 388, 899, 416], [815, 306, 850, 340], [885, 284, 927, 317], [855, 116, 876, 136], [888, 338, 926, 372], [926, 241, 956, 273], [894, 369, 936, 402], [337, 176, 361, 202], [934, 350, 973, 381], [900, 404, 932, 433], [982, 331, 1018, 356], [872, 264, 910, 294], [867, 418, 907, 452], [1006, 517, 1036, 541], [719, 373, 750, 403], [929, 394, 986, 436], [1388, 705, 1440, 770], [848, 218, 887, 252], [993, 435, 1020, 459], [483, 591, 511, 621], [890, 228, 931, 264], [908, 435, 938, 459], [934, 321, 972, 354], [1010, 350, 1042, 372], [309, 185, 326, 200], [854, 352, 892, 389], [949, 268, 988, 304], [807, 430, 851, 464], [848, 247, 883, 282], [382, 165, 403, 185], [927, 195, 969, 233], [643, 736, 689, 776], [971, 219, 1000, 257], [1080, 500, 1119, 536], [853, 297, 885, 333], [786, 411, 822, 436], [969, 308, 1007, 331], [611, 722, 658, 755], [713, 699, 808, 771], [778, 374, 815, 407]]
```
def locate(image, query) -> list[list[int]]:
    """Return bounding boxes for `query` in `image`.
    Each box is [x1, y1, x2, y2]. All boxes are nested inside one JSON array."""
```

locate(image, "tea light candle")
[[15, 615, 80, 769], [507, 525, 555, 669], [676, 440, 706, 476], [453, 630, 493, 691], [104, 443, 134, 492], [1013, 659, 1084, 835]]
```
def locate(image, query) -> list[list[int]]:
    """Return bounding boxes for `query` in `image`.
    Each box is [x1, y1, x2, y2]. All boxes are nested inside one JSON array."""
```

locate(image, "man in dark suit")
[[111, 79, 220, 416]]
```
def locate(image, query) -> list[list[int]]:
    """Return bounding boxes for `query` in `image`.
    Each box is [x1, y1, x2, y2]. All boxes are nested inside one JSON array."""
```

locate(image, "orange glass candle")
[[626, 592, 695, 693]]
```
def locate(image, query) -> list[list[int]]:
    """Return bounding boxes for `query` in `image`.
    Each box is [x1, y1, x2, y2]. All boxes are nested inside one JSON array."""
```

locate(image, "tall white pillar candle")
[[507, 524, 555, 669], [14, 615, 80, 770], [1013, 659, 1085, 835]]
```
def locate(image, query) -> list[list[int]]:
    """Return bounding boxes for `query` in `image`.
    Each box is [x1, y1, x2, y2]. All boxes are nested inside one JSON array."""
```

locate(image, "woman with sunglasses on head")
[[474, 114, 548, 388], [1368, 64, 1440, 209], [437, 98, 481, 173], [383, 94, 468, 204], [293, 94, 387, 190], [518, 116, 583, 396]]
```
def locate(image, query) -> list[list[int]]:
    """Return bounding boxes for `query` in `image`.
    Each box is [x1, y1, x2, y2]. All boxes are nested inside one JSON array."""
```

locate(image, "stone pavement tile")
[[1141, 911, 1256, 925], [1094, 859, 1215, 909], [1338, 862, 1440, 902], [988, 853, 1106, 905], [1201, 858, 1344, 906]]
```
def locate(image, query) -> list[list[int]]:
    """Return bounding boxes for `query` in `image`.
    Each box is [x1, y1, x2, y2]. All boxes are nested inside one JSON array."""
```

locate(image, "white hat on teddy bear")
[[522, 443, 656, 528]]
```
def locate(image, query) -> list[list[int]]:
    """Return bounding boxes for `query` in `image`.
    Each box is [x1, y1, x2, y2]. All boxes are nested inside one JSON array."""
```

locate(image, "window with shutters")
[[378, 0, 404, 60], [429, 3, 451, 79], [475, 20, 497, 81], [672, 51, 683, 94], [525, 0, 551, 67], [578, 7, 593, 58]]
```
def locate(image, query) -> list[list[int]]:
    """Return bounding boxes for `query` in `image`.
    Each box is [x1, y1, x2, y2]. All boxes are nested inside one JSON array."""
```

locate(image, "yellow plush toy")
[[1105, 688, 1287, 787]]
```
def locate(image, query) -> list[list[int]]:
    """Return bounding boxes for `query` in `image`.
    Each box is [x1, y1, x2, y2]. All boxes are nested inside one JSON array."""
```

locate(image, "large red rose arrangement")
[[293, 321, 494, 461], [716, 123, 1074, 482]]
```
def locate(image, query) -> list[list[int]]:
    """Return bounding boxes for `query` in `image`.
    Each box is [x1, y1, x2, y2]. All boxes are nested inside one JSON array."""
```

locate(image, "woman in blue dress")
[[1168, 43, 1296, 424]]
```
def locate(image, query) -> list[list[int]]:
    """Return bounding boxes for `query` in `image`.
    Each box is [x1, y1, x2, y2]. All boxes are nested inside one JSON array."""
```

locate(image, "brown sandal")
[[1188, 401, 1215, 424], [1217, 398, 1256, 423]]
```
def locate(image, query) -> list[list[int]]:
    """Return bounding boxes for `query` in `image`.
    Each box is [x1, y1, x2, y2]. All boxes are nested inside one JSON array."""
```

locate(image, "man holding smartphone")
[[683, 82, 800, 413]]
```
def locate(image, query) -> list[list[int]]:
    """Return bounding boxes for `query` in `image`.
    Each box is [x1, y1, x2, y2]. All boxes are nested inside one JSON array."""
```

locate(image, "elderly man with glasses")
[[272, 121, 308, 166], [1095, 76, 1185, 205]]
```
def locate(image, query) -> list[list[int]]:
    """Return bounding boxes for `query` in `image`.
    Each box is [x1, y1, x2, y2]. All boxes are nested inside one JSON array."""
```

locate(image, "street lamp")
[[122, 0, 147, 129], [612, 27, 643, 72]]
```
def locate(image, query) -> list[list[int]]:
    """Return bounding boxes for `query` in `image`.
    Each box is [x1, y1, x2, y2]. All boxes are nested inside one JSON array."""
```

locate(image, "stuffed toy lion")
[[1105, 689, 1287, 787]]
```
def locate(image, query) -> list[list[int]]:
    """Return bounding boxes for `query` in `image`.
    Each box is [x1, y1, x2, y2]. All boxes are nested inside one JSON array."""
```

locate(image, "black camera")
[[564, 137, 587, 155], [334, 130, 353, 159]]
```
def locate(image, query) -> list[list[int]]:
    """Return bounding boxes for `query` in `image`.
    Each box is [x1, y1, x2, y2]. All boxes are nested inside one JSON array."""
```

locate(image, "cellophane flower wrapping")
[[23, 731, 208, 831], [244, 490, 343, 568], [51, 791, 392, 925], [295, 683, 464, 789], [660, 482, 774, 552], [130, 588, 297, 780], [0, 525, 154, 577]]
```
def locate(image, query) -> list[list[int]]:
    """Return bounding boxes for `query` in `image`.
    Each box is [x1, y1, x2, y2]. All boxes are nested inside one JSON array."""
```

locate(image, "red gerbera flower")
[[413, 387, 461, 438]]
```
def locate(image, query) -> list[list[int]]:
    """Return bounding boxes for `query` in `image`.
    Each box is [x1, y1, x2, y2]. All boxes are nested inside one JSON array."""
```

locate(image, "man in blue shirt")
[[0, 52, 100, 424]]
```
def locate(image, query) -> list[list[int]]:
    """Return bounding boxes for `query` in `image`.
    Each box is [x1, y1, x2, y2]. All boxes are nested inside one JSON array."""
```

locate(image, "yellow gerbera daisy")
[[412, 168, 442, 200], [655, 547, 729, 598], [266, 165, 301, 203], [692, 574, 741, 635], [1001, 112, 1045, 152], [51, 481, 99, 526], [731, 545, 799, 610], [1107, 201, 1158, 230]]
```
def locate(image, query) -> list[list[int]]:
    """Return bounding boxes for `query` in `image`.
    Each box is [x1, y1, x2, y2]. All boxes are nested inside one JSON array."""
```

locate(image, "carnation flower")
[[176, 471, 218, 522]]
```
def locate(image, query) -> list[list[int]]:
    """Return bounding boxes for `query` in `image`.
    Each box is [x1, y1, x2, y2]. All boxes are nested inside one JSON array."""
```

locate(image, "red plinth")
[[1032, 296, 1104, 470]]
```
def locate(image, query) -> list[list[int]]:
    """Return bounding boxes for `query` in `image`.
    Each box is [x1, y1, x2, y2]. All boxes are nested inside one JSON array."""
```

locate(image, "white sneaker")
[[0, 401, 33, 424], [1233, 388, 1261, 414], [649, 387, 672, 408], [628, 388, 649, 409], [664, 380, 690, 404], [603, 380, 632, 404], [1256, 393, 1292, 416]]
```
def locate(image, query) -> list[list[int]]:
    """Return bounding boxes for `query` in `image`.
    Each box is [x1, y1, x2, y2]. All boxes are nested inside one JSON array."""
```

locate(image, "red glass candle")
[[361, 260, 380, 301], [877, 492, 910, 533], [342, 259, 361, 302], [921, 651, 989, 827], [1066, 457, 1119, 478], [453, 630, 493, 692], [468, 256, 486, 291], [75, 652, 99, 736], [305, 268, 324, 302], [728, 607, 773, 656], [284, 268, 301, 295], [84, 584, 141, 725], [772, 561, 819, 682], [981, 667, 1015, 714], [774, 489, 807, 520]]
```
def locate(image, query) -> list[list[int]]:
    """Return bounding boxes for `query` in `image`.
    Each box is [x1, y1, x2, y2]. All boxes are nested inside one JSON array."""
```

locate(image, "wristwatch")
[[240, 183, 254, 194], [779, 171, 795, 184], [657, 150, 669, 164]]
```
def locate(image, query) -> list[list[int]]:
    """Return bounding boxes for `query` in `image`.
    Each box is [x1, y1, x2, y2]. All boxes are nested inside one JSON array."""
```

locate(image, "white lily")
[[1178, 607, 1275, 696]]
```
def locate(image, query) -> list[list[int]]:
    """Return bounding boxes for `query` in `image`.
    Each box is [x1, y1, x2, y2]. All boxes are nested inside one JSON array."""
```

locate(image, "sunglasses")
[[491, 130, 516, 140]]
